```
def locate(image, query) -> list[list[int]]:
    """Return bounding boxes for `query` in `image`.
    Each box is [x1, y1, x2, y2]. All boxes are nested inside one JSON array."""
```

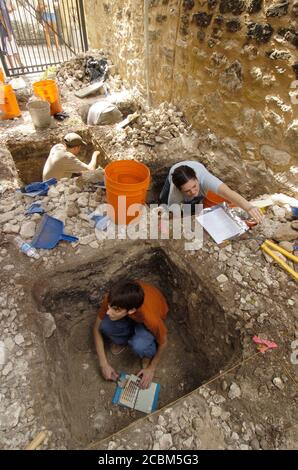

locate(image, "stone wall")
[[84, 0, 298, 194], [84, 0, 146, 92]]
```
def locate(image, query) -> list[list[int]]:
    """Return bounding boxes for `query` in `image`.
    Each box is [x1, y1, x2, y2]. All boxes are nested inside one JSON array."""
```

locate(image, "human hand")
[[137, 366, 155, 389], [100, 363, 119, 381], [247, 206, 264, 224]]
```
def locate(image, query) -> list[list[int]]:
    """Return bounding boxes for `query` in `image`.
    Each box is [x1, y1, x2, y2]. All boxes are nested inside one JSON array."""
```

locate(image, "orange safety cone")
[[0, 84, 21, 120], [0, 68, 5, 83]]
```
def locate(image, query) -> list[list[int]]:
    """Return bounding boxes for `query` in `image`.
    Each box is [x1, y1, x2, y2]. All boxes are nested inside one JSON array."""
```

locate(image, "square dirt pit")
[[34, 246, 241, 448], [6, 134, 97, 184]]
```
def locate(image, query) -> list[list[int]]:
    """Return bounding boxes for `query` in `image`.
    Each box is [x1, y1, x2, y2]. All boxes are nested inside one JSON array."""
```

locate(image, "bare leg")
[[12, 53, 24, 68], [43, 22, 51, 48], [5, 54, 14, 69], [51, 21, 60, 49]]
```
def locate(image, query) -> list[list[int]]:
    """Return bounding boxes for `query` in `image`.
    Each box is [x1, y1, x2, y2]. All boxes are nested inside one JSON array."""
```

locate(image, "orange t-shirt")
[[98, 281, 169, 345]]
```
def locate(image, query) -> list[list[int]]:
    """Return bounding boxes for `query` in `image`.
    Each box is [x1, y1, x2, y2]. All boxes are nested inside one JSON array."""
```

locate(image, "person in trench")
[[93, 279, 168, 389], [42, 132, 103, 181], [159, 160, 264, 224]]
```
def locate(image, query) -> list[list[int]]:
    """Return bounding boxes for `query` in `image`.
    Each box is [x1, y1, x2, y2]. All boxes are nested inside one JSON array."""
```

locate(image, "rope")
[[85, 350, 263, 450]]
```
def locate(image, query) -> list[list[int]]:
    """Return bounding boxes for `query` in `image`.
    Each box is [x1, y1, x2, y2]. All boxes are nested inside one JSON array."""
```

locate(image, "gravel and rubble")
[[0, 170, 297, 449], [100, 102, 191, 158], [0, 50, 297, 450]]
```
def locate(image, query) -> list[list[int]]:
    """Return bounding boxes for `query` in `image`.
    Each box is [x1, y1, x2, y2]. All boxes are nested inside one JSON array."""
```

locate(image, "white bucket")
[[28, 100, 51, 129]]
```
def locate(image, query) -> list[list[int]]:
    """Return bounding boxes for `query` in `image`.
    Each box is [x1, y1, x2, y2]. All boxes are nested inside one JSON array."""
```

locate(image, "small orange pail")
[[33, 79, 62, 115]]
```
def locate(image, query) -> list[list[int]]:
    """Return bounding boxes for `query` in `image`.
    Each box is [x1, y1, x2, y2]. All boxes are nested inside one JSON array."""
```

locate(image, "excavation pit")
[[34, 246, 241, 448], [6, 133, 97, 185]]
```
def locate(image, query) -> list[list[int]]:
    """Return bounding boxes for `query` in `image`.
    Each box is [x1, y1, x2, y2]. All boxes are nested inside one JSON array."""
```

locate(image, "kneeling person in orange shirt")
[[93, 279, 168, 389]]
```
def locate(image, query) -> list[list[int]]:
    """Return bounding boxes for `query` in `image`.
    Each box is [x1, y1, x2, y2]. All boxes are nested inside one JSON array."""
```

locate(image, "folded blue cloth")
[[18, 178, 57, 198], [25, 202, 45, 215], [91, 214, 110, 231]]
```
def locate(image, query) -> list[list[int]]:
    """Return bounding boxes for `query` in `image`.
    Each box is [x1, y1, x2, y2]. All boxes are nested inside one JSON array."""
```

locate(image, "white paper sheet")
[[196, 206, 244, 244]]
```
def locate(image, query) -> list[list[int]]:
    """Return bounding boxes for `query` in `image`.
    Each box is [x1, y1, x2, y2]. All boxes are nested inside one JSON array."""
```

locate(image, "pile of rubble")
[[1, 175, 297, 450], [105, 102, 191, 151], [56, 49, 123, 93], [0, 177, 106, 254]]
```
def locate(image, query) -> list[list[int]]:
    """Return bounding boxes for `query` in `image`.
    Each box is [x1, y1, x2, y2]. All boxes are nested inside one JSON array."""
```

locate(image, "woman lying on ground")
[[159, 160, 263, 224]]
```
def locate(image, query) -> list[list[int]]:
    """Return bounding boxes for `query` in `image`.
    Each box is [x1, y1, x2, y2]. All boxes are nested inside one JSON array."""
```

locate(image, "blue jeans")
[[100, 315, 157, 358]]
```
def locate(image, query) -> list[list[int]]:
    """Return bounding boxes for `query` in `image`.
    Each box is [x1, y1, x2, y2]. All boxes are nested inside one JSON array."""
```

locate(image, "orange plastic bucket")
[[105, 160, 151, 225], [33, 79, 62, 115], [203, 190, 235, 208], [0, 84, 21, 120]]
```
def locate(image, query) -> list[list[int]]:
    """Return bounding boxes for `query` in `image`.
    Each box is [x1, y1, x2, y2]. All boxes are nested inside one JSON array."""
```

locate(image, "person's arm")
[[137, 337, 167, 389], [87, 151, 100, 171], [217, 183, 264, 224], [93, 315, 119, 382], [61, 151, 99, 175]]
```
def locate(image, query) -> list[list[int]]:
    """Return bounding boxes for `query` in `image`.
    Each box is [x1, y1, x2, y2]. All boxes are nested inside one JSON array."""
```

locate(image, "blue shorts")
[[42, 12, 56, 22]]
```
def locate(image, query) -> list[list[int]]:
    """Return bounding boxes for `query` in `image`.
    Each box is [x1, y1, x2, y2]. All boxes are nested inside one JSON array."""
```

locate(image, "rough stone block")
[[219, 0, 246, 15], [226, 19, 242, 32], [247, 22, 274, 43], [266, 1, 289, 17], [247, 0, 263, 14], [193, 12, 213, 28]]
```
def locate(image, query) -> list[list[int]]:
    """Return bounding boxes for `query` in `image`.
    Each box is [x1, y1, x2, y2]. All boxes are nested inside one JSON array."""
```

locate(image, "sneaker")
[[110, 343, 128, 356]]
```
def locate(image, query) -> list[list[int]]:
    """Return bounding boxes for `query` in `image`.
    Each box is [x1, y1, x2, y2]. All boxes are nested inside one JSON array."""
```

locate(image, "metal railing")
[[0, 0, 88, 77]]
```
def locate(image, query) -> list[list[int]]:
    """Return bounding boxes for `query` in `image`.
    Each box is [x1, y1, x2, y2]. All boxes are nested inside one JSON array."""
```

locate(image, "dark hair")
[[108, 280, 144, 311], [172, 165, 197, 190]]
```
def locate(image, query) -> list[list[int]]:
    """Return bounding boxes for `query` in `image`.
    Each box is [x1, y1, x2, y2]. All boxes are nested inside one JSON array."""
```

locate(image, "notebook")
[[112, 373, 160, 414]]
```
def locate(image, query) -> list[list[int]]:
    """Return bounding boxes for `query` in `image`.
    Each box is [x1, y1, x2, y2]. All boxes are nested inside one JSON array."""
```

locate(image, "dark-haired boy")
[[93, 280, 168, 389]]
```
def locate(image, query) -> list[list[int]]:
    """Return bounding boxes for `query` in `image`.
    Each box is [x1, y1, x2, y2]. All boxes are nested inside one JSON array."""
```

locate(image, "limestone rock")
[[66, 202, 79, 217], [0, 402, 21, 431], [2, 361, 13, 376], [271, 205, 286, 219], [217, 274, 228, 283], [260, 145, 291, 169], [228, 382, 241, 399], [41, 312, 56, 339], [48, 186, 60, 198], [266, 1, 289, 17], [211, 406, 222, 418], [14, 334, 25, 346], [247, 0, 263, 14], [3, 223, 20, 234], [77, 195, 89, 207], [219, 61, 243, 92], [219, 0, 246, 15], [278, 241, 294, 252], [273, 223, 298, 241], [291, 220, 298, 230], [285, 121, 298, 153], [247, 23, 274, 43], [0, 340, 8, 366], [273, 377, 284, 390], [20, 221, 36, 239], [159, 433, 173, 450]]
